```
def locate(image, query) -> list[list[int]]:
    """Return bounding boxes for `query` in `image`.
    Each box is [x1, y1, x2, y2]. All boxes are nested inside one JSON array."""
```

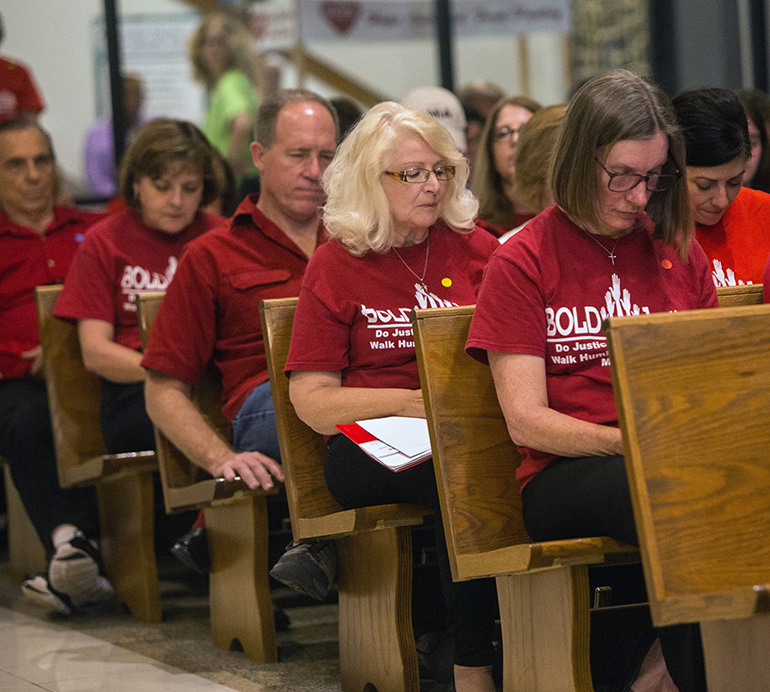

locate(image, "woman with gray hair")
[[286, 101, 500, 691]]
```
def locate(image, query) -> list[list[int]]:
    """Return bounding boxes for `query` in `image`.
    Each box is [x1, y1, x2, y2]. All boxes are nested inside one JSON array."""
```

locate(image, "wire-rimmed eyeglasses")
[[383, 166, 457, 183], [596, 158, 680, 192], [493, 125, 520, 142]]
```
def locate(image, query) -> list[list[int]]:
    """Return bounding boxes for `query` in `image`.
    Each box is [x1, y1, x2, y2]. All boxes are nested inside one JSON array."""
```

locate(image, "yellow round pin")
[[441, 277, 452, 287]]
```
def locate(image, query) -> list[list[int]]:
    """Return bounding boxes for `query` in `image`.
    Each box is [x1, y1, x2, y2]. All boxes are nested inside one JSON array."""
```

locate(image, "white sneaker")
[[47, 528, 114, 610], [21, 574, 72, 616]]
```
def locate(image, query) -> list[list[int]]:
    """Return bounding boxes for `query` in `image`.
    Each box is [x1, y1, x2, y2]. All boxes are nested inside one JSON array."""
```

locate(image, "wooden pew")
[[34, 285, 161, 623], [605, 304, 770, 692], [716, 283, 763, 307], [260, 297, 431, 692], [136, 291, 279, 664], [411, 305, 639, 692], [0, 457, 47, 581]]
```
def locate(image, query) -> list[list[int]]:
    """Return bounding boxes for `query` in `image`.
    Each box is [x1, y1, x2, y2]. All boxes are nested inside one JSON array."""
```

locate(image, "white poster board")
[[91, 13, 205, 125]]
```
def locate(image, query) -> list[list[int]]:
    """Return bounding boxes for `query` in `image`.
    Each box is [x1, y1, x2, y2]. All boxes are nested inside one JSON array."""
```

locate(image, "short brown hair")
[[550, 69, 692, 259], [118, 118, 220, 211], [255, 88, 339, 149]]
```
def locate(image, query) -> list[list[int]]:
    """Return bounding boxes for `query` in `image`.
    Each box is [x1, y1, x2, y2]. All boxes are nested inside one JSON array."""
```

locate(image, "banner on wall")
[[297, 0, 571, 42]]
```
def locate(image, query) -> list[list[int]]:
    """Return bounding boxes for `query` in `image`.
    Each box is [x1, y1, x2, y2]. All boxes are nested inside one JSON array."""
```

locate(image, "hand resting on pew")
[[145, 369, 284, 490]]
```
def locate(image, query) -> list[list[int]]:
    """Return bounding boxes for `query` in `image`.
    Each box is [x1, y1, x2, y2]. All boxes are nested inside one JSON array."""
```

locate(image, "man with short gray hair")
[[142, 89, 339, 599], [0, 118, 107, 615]]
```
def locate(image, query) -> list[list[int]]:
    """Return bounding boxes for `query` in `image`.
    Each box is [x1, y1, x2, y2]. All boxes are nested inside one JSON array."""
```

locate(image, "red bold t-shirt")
[[466, 206, 718, 489], [695, 186, 770, 287], [0, 206, 103, 379], [54, 208, 223, 350], [141, 197, 324, 421], [285, 224, 498, 389]]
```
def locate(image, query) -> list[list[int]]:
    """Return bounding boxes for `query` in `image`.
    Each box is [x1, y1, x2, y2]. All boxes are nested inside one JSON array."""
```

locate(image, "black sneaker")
[[269, 540, 336, 601], [170, 527, 210, 575]]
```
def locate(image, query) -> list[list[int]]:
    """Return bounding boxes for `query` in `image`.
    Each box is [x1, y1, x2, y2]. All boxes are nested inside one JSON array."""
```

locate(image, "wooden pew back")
[[412, 305, 637, 583], [136, 291, 249, 513], [716, 283, 764, 307], [34, 285, 155, 486], [261, 296, 429, 691], [259, 297, 342, 534], [606, 304, 770, 627], [411, 306, 525, 560], [35, 284, 160, 623], [260, 297, 429, 540], [413, 304, 640, 691]]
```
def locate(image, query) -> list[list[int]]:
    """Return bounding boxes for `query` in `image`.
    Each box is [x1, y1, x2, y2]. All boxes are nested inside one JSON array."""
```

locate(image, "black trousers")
[[0, 378, 98, 554], [324, 434, 498, 667], [522, 454, 707, 692], [99, 379, 156, 454], [100, 379, 196, 551]]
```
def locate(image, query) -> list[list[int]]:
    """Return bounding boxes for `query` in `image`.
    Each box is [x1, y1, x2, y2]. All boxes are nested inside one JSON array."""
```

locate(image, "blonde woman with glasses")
[[286, 101, 500, 692]]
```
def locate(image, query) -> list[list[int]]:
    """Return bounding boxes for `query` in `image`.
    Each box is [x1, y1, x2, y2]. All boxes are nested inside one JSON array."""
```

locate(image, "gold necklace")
[[392, 234, 430, 292]]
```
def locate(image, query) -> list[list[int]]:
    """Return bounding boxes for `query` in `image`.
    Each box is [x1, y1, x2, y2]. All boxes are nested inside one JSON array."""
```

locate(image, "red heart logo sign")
[[321, 2, 361, 35]]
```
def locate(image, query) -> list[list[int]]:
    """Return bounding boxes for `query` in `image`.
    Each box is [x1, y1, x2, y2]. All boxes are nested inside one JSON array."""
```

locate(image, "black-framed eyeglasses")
[[595, 158, 680, 192], [383, 165, 457, 183], [494, 125, 520, 142]]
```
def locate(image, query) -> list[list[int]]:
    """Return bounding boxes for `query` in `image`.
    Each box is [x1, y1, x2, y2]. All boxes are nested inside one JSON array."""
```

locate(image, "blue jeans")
[[230, 379, 281, 461]]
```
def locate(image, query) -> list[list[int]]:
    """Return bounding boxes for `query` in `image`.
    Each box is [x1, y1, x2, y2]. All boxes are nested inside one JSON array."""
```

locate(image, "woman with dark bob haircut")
[[468, 69, 717, 691], [55, 118, 223, 457], [673, 87, 770, 286]]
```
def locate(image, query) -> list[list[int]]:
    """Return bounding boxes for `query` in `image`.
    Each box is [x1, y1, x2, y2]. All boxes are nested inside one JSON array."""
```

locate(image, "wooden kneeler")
[[34, 285, 160, 623], [606, 304, 770, 692], [261, 297, 430, 692], [411, 305, 639, 692], [137, 291, 278, 663]]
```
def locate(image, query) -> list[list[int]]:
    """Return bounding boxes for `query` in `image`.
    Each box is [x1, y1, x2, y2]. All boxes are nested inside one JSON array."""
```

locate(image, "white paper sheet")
[[357, 416, 431, 458]]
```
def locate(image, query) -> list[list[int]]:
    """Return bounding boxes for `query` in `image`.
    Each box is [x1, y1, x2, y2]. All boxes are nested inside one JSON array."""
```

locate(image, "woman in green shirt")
[[190, 13, 261, 186]]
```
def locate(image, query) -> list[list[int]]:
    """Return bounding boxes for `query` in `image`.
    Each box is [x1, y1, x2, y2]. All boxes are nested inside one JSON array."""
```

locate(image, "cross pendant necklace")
[[582, 230, 620, 265]]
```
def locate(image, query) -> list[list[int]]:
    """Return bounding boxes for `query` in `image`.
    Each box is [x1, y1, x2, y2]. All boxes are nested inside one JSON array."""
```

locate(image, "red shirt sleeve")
[[141, 243, 218, 387]]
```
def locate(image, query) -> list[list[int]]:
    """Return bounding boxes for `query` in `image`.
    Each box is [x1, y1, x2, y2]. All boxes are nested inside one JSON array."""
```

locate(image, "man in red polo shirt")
[[142, 89, 339, 600], [0, 119, 106, 615]]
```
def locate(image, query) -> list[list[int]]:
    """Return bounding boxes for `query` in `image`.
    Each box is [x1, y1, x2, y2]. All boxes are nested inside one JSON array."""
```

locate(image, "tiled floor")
[[0, 605, 248, 692], [0, 555, 345, 692], [0, 555, 451, 692]]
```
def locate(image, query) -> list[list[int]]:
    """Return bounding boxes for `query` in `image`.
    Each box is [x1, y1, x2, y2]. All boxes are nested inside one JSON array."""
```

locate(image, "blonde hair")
[[470, 95, 542, 227], [190, 13, 262, 91], [322, 101, 478, 256], [550, 69, 692, 259], [512, 104, 567, 215]]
